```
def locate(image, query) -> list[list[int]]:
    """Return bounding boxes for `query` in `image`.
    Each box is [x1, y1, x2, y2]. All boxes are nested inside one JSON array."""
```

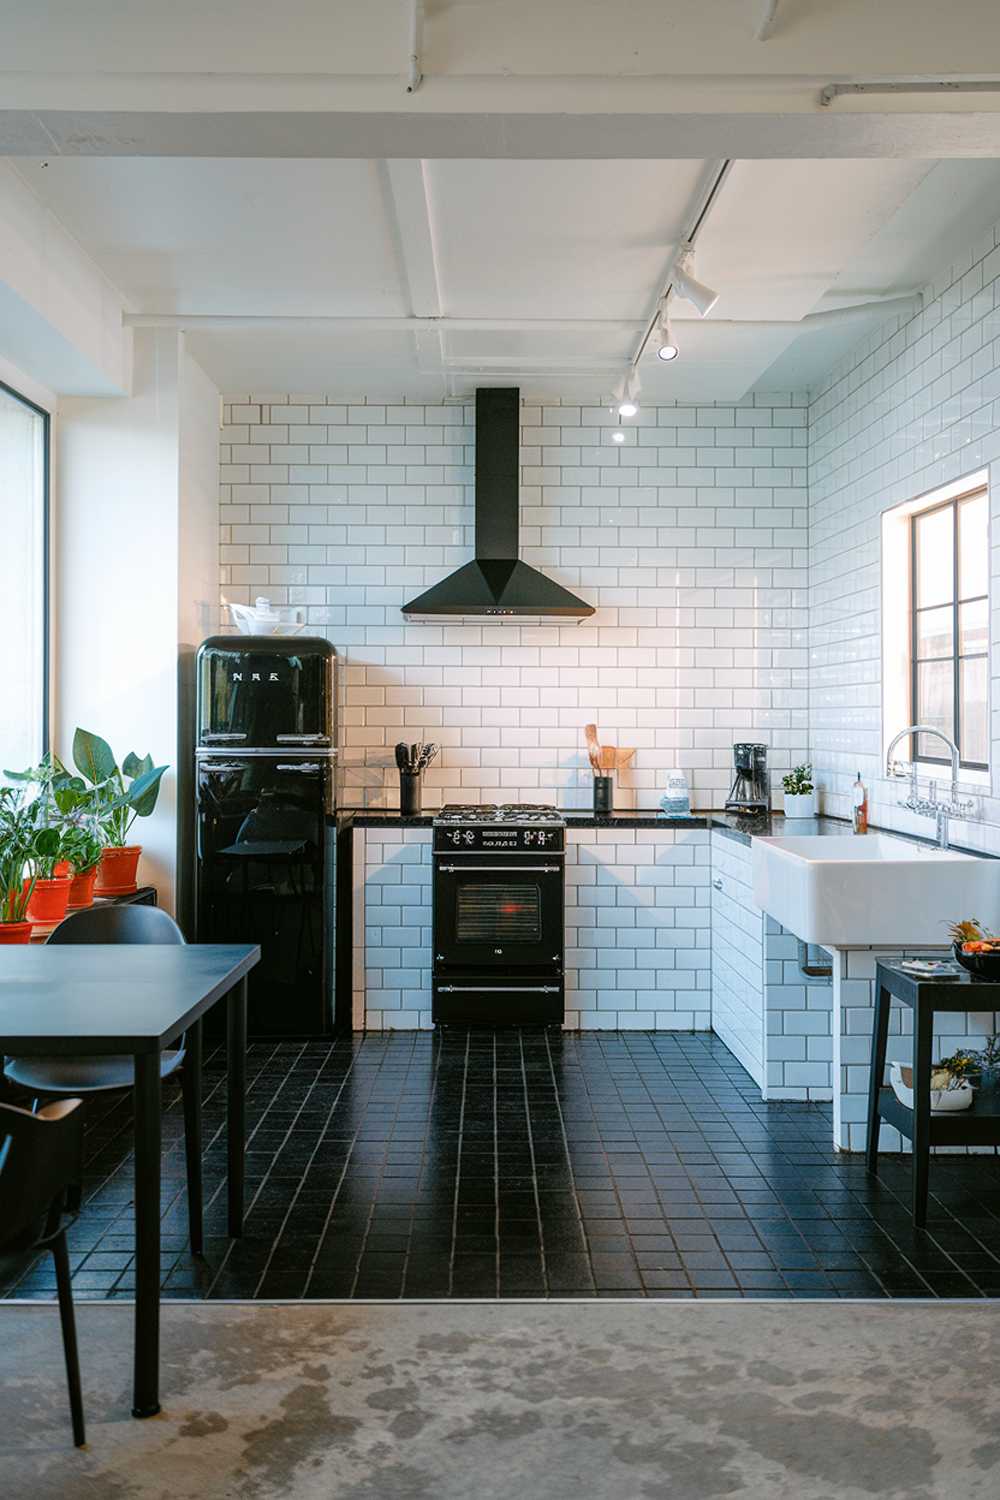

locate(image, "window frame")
[[908, 484, 988, 773], [1, 378, 51, 758]]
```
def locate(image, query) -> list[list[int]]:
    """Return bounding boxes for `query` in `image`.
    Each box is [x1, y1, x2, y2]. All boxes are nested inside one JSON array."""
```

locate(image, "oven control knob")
[[464, 831, 474, 844], [494, 947, 503, 955], [538, 831, 548, 845]]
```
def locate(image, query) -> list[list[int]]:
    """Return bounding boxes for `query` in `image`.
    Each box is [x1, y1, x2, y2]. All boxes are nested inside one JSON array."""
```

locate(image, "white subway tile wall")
[[220, 396, 809, 809], [809, 221, 1000, 851], [353, 826, 710, 1030]]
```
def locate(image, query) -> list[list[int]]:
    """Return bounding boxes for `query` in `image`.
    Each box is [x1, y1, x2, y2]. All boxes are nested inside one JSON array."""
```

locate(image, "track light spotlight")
[[616, 370, 641, 418], [672, 249, 719, 317], [653, 312, 679, 362]]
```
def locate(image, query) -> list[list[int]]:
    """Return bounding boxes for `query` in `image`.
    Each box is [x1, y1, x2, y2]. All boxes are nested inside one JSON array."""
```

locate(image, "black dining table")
[[0, 942, 260, 1417]]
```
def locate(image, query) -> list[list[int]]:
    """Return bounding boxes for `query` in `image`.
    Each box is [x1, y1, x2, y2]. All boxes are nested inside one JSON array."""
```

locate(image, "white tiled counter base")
[[565, 826, 711, 1029], [353, 824, 711, 1030], [763, 920, 833, 1102], [710, 836, 764, 1086], [708, 832, 833, 1101]]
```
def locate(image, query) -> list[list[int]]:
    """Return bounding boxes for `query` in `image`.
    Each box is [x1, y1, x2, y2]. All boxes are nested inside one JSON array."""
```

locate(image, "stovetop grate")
[[434, 803, 565, 826]]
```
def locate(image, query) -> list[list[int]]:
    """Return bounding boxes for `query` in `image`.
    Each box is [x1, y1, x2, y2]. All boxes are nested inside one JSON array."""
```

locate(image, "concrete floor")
[[1, 1300, 998, 1498]]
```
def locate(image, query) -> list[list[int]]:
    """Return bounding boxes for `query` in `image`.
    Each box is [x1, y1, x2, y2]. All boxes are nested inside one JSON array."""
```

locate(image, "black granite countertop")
[[335, 807, 992, 858], [709, 812, 850, 846], [339, 808, 848, 836]]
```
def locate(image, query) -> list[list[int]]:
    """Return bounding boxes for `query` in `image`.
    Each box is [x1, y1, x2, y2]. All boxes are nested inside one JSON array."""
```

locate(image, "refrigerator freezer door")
[[195, 755, 334, 1034]]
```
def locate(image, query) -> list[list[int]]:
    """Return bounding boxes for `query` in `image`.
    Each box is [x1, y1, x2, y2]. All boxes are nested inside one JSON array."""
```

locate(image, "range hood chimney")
[[401, 387, 595, 624]]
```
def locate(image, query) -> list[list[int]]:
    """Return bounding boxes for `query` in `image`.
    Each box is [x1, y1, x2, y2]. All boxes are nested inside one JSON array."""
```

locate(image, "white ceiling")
[[16, 154, 1000, 401]]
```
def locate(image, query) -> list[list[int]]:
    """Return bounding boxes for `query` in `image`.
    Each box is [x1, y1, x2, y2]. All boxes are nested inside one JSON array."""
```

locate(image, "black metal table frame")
[[0, 950, 256, 1419], [866, 960, 1000, 1227], [130, 977, 247, 1417]]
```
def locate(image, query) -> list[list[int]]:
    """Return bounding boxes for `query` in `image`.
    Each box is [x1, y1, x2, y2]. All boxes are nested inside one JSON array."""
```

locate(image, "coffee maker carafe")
[[725, 743, 770, 814]]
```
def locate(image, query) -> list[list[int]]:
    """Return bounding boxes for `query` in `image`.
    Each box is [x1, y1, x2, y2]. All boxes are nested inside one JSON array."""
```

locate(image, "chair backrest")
[[47, 904, 185, 946], [0, 1100, 84, 1250]]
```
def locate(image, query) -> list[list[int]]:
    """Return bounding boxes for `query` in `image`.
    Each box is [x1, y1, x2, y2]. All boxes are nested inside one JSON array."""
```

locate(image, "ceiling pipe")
[[406, 0, 424, 93], [753, 0, 779, 41], [124, 296, 920, 335], [123, 313, 648, 332], [821, 78, 1000, 107]]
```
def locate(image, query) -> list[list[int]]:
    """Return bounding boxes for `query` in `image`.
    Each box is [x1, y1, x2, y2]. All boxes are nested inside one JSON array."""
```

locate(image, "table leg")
[[132, 1051, 161, 1418], [912, 1001, 933, 1229], [181, 1017, 204, 1255], [865, 984, 892, 1173], [227, 977, 247, 1238]]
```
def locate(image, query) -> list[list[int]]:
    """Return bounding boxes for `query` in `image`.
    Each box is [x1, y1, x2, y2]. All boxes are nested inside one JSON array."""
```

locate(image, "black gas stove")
[[433, 803, 565, 853], [431, 803, 565, 1026]]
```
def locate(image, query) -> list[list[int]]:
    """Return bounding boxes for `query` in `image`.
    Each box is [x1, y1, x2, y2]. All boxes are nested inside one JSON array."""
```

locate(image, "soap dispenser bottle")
[[852, 770, 868, 834]]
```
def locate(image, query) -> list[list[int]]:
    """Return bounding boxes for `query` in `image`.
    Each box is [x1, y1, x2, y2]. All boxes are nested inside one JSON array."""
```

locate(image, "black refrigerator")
[[194, 635, 339, 1036]]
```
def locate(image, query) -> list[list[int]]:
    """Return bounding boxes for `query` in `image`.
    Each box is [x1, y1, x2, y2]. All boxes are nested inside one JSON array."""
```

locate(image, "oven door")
[[433, 855, 564, 972]]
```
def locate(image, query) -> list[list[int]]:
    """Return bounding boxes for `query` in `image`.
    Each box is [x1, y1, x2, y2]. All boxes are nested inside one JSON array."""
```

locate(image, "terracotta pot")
[[26, 875, 72, 925], [0, 921, 32, 944], [53, 859, 71, 877], [67, 866, 99, 908], [95, 844, 141, 896]]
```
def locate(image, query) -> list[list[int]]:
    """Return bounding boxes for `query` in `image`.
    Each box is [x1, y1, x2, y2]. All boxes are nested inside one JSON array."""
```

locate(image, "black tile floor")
[[5, 1029, 1000, 1300]]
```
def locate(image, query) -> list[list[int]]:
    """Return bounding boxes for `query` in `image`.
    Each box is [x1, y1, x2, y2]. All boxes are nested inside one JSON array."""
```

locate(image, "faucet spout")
[[885, 724, 960, 796]]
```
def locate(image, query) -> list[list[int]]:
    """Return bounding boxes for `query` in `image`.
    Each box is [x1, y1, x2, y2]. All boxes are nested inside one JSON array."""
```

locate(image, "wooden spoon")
[[600, 744, 617, 772], [615, 747, 636, 771], [584, 723, 601, 773]]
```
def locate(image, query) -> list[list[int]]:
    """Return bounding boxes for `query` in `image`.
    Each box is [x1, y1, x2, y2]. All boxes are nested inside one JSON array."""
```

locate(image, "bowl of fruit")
[[950, 920, 1000, 979]]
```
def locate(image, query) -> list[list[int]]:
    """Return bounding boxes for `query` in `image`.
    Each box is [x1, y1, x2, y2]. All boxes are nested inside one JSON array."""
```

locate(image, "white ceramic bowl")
[[889, 1062, 974, 1113]]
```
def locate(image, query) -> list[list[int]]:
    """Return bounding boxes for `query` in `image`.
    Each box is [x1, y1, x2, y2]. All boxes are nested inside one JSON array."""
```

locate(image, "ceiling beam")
[[7, 105, 1000, 159], [382, 157, 445, 389]]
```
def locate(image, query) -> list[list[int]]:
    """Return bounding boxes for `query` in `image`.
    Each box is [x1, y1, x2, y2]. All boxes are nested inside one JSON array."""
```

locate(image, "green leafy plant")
[[0, 784, 60, 921], [782, 763, 814, 796], [71, 729, 168, 848], [935, 1050, 981, 1084]]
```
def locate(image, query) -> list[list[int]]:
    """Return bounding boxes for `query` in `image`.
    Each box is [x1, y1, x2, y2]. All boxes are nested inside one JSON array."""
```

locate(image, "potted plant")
[[782, 763, 817, 818], [0, 786, 37, 943], [23, 817, 70, 925], [72, 729, 168, 896], [60, 806, 104, 908], [4, 755, 79, 924]]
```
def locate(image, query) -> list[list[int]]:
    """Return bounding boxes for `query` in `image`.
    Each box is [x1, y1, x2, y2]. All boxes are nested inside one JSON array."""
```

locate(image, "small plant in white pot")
[[782, 764, 817, 818]]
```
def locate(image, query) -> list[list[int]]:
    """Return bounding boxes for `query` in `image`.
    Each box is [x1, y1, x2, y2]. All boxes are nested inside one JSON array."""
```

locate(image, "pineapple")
[[947, 918, 987, 945]]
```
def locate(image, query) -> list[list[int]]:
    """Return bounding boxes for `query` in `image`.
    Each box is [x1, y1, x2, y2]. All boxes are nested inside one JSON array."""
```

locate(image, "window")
[[910, 485, 988, 770], [0, 382, 49, 775]]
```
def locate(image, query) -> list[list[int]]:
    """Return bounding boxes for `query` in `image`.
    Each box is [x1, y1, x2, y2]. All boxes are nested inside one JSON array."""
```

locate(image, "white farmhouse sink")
[[751, 833, 1000, 947]]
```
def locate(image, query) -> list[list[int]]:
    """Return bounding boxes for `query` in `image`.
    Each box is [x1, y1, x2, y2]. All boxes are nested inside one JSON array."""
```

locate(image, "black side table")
[[867, 959, 1000, 1227]]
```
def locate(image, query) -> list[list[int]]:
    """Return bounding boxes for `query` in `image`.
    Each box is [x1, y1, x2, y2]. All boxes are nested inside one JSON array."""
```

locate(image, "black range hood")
[[401, 388, 595, 624]]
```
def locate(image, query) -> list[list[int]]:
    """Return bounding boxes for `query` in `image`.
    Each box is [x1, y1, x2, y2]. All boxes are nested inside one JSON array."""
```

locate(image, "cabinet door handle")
[[712, 878, 723, 890]]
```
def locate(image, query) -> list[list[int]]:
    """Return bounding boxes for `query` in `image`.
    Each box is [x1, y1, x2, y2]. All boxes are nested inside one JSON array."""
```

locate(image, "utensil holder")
[[593, 775, 613, 815], [399, 770, 422, 817]]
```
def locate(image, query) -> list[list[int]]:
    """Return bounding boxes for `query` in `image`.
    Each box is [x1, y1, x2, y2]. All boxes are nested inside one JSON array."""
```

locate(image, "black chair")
[[2, 905, 204, 1253], [0, 1098, 86, 1446]]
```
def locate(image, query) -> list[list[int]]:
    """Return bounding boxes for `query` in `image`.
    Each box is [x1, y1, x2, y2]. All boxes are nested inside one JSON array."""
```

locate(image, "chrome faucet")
[[884, 724, 974, 848]]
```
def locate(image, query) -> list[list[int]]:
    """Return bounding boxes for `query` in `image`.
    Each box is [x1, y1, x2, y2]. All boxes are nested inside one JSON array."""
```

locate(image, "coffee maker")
[[725, 743, 770, 814]]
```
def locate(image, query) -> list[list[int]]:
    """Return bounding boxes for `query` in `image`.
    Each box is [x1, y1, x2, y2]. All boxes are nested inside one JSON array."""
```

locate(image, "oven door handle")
[[436, 863, 562, 874], [436, 984, 562, 994]]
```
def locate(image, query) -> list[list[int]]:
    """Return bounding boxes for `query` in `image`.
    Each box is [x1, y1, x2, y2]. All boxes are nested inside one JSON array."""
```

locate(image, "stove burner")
[[434, 802, 564, 826]]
